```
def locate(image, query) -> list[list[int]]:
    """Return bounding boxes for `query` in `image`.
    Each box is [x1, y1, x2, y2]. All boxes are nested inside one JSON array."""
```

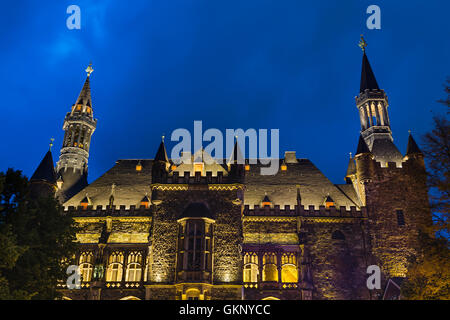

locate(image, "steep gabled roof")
[[31, 150, 56, 184]]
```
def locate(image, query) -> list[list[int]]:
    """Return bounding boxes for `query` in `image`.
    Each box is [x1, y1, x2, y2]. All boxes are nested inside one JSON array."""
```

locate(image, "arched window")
[[332, 230, 346, 240], [262, 253, 278, 282], [78, 251, 94, 282], [106, 251, 124, 282], [281, 253, 298, 283], [125, 251, 143, 282], [243, 253, 259, 283]]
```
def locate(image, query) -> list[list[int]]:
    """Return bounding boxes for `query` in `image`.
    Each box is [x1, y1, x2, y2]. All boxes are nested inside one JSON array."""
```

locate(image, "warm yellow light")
[[136, 164, 142, 171], [281, 164, 287, 171], [194, 163, 203, 172], [245, 164, 250, 171], [325, 202, 335, 208]]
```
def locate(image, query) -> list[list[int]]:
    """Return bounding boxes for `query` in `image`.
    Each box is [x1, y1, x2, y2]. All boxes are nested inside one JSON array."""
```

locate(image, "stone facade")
[[44, 50, 432, 300]]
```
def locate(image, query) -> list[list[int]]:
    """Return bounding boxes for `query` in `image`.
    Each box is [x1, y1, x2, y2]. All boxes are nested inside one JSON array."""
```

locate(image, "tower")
[[56, 64, 97, 202], [356, 36, 402, 166]]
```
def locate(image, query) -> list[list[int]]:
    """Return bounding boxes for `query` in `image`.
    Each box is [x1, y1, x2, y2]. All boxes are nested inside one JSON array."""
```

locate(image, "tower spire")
[[354, 36, 402, 166], [56, 64, 97, 202], [359, 36, 379, 93]]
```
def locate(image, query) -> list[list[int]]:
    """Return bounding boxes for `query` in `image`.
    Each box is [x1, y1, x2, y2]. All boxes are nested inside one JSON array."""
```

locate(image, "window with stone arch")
[[125, 251, 143, 282], [106, 251, 124, 282], [262, 253, 278, 282], [78, 251, 94, 282], [243, 252, 259, 283], [281, 253, 298, 283]]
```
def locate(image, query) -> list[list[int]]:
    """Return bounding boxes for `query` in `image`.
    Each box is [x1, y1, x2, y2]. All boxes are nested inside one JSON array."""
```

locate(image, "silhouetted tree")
[[0, 169, 77, 299], [402, 79, 450, 300]]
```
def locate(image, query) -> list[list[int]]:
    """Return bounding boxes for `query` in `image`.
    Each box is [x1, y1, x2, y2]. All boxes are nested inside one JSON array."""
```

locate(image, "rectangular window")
[[396, 210, 405, 226]]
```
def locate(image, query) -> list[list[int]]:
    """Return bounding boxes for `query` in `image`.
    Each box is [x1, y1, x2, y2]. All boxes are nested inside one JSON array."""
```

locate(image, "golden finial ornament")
[[49, 137, 55, 151], [358, 35, 367, 52], [85, 62, 94, 77]]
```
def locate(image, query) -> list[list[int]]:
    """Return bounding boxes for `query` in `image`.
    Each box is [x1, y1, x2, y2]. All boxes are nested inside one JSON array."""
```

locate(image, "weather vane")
[[85, 62, 94, 77], [49, 137, 55, 151], [358, 35, 367, 52]]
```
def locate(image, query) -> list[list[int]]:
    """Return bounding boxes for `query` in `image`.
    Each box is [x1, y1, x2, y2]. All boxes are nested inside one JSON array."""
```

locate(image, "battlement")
[[164, 171, 240, 184], [244, 205, 367, 218], [64, 204, 152, 217]]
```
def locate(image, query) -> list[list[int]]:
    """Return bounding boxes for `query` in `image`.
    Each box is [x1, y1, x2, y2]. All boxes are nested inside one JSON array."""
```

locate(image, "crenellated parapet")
[[64, 204, 152, 217], [244, 204, 367, 219]]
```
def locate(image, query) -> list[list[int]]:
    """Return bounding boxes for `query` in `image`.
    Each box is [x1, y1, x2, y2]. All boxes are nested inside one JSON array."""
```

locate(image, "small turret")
[[152, 136, 170, 183], [30, 143, 57, 199], [227, 138, 245, 182], [345, 153, 356, 184]]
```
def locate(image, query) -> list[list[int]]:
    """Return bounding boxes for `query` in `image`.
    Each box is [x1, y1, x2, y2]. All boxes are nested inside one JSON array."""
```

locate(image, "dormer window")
[[194, 162, 203, 173], [136, 161, 142, 172], [281, 161, 287, 171], [140, 195, 150, 209], [80, 196, 90, 210], [325, 195, 335, 208], [262, 194, 271, 208]]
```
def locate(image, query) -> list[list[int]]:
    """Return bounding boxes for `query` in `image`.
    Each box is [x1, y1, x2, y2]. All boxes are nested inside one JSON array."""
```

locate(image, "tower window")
[[396, 210, 405, 226], [106, 251, 124, 282], [78, 251, 94, 282], [262, 253, 278, 282]]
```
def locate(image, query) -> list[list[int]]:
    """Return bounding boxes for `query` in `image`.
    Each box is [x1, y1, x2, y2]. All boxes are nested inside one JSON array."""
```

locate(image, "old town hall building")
[[30, 42, 430, 300]]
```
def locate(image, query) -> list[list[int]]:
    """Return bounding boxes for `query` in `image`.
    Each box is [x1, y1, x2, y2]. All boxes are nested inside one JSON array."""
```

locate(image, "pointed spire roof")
[[75, 75, 92, 106], [154, 136, 169, 162], [262, 194, 271, 203], [360, 52, 380, 93], [31, 150, 56, 184], [406, 133, 422, 155], [228, 138, 244, 164], [355, 135, 371, 155], [346, 154, 356, 177]]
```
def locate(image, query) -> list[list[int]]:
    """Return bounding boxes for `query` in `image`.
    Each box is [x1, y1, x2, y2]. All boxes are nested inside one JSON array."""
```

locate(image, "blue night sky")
[[1, 0, 449, 184]]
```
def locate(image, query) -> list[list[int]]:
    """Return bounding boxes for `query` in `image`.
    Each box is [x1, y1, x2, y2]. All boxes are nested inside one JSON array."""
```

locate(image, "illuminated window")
[[80, 196, 89, 210], [281, 162, 287, 171], [140, 195, 150, 208], [262, 253, 278, 282], [243, 253, 259, 283], [325, 195, 335, 208], [79, 252, 94, 282], [136, 162, 142, 171], [86, 107, 92, 114], [262, 194, 271, 208], [281, 253, 298, 283], [171, 164, 177, 171], [396, 210, 405, 226], [194, 162, 203, 173], [125, 252, 142, 282], [106, 252, 124, 282]]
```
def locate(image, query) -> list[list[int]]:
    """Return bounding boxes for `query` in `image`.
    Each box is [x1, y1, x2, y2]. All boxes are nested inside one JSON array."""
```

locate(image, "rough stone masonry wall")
[[243, 219, 299, 244], [149, 187, 243, 299], [364, 158, 431, 282], [303, 220, 370, 300]]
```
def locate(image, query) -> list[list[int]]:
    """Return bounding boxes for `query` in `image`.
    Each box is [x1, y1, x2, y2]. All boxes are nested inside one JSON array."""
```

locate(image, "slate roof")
[[64, 157, 363, 209], [360, 52, 380, 93], [31, 150, 56, 184]]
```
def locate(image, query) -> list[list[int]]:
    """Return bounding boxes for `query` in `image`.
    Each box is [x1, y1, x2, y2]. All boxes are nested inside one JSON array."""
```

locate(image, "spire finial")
[[162, 135, 165, 142], [408, 129, 412, 135], [49, 137, 55, 151], [349, 152, 352, 158], [358, 35, 367, 52], [85, 62, 94, 77]]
